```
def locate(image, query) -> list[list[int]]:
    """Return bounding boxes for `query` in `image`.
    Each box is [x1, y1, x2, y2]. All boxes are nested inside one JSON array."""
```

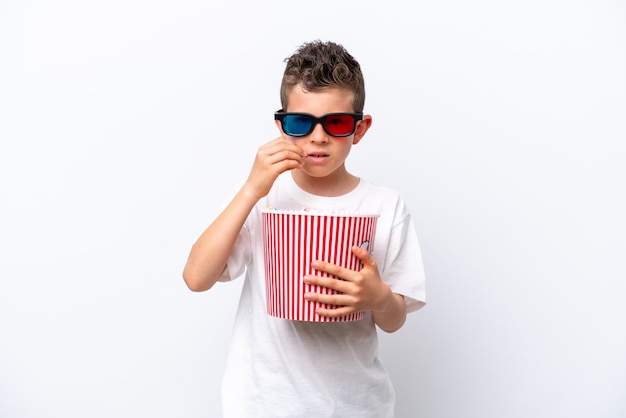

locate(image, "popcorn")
[[261, 209, 379, 322]]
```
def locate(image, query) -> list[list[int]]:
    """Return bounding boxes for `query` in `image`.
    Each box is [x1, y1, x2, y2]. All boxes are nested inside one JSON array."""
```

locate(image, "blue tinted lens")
[[283, 115, 313, 135]]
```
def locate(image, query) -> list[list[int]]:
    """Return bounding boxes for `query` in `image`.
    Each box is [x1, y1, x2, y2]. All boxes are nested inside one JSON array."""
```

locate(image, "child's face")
[[277, 85, 371, 183]]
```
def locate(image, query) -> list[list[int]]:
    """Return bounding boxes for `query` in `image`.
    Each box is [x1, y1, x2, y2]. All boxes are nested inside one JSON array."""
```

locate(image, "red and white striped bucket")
[[262, 209, 379, 322]]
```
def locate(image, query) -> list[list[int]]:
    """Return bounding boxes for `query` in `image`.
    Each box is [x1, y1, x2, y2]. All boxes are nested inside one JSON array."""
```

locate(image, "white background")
[[1, 1, 625, 417]]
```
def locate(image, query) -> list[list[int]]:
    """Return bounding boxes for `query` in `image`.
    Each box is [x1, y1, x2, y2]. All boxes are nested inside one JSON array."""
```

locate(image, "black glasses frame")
[[274, 110, 364, 137]]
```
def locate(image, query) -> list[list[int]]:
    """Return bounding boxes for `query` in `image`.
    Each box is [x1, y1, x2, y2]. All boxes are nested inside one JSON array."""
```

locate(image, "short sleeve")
[[215, 178, 252, 282], [381, 210, 426, 313], [217, 222, 252, 282]]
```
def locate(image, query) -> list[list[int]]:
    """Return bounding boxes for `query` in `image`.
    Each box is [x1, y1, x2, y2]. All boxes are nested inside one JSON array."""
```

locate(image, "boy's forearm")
[[182, 188, 259, 291], [372, 293, 407, 333]]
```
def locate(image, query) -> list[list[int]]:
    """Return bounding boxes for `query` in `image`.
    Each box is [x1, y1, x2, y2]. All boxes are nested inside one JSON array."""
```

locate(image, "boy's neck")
[[291, 169, 360, 197]]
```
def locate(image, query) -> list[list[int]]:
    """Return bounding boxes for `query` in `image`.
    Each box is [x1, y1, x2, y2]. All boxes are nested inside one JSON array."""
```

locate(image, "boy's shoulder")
[[358, 179, 412, 215], [359, 178, 404, 200]]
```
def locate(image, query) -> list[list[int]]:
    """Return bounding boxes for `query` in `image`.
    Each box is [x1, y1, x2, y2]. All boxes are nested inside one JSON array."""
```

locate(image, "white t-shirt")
[[219, 173, 426, 418]]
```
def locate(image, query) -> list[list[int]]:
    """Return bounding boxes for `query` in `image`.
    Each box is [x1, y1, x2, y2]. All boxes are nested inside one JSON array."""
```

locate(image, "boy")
[[183, 40, 426, 417]]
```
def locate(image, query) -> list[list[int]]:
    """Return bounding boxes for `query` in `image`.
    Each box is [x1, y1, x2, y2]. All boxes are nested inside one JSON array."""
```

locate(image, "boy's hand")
[[303, 245, 394, 318], [242, 137, 305, 200]]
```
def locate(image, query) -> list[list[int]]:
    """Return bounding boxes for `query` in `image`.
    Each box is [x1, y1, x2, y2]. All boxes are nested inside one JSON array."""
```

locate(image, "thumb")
[[352, 245, 375, 267]]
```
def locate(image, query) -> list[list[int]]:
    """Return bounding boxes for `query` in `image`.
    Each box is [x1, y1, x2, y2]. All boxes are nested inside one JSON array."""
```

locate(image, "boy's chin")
[[296, 167, 334, 179]]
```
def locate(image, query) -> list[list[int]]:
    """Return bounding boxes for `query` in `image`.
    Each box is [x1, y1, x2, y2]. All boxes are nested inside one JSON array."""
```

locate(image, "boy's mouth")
[[305, 152, 330, 164]]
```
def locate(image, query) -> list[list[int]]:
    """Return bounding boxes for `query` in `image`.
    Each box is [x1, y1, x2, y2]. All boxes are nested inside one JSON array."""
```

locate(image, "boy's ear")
[[275, 120, 287, 137], [352, 115, 372, 145]]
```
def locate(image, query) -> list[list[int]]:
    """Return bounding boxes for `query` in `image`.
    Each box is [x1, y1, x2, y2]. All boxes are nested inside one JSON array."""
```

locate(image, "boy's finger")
[[352, 245, 376, 268], [310, 260, 349, 279], [303, 274, 350, 293]]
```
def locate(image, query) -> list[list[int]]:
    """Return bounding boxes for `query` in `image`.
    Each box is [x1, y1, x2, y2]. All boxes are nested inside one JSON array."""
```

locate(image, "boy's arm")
[[182, 187, 259, 291], [371, 292, 407, 333], [182, 137, 304, 292]]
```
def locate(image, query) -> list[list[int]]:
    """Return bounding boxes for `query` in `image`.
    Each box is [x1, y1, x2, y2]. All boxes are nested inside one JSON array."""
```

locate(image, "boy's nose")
[[308, 123, 329, 143]]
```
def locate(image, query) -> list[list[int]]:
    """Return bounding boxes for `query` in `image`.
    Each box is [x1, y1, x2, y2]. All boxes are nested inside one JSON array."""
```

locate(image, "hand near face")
[[242, 137, 305, 200]]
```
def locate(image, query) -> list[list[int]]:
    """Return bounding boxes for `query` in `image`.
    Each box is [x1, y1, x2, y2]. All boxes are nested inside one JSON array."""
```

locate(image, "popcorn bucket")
[[262, 209, 379, 322]]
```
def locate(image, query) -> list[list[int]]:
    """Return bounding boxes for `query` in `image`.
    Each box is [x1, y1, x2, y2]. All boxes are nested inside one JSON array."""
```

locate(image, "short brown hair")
[[280, 40, 365, 113]]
